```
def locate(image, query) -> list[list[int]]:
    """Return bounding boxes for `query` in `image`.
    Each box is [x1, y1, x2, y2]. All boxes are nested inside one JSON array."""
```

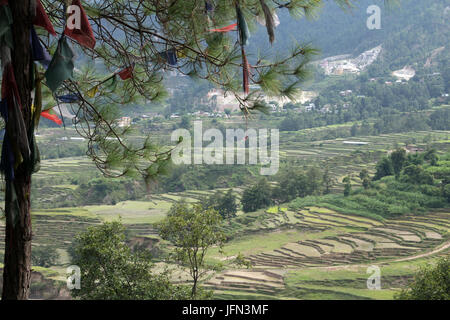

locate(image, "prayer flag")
[[30, 25, 52, 68], [86, 85, 99, 98], [56, 93, 80, 103], [44, 36, 75, 92], [236, 5, 250, 46], [160, 49, 177, 66], [117, 65, 134, 80], [209, 23, 237, 33], [41, 109, 63, 125], [64, 0, 96, 49], [34, 0, 56, 36]]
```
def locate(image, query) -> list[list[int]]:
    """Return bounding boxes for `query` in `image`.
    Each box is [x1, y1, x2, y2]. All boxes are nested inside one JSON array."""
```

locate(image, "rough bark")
[[1, 0, 33, 300]]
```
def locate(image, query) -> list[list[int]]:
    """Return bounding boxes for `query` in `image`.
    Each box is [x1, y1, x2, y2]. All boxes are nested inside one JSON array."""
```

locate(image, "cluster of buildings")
[[318, 45, 382, 76]]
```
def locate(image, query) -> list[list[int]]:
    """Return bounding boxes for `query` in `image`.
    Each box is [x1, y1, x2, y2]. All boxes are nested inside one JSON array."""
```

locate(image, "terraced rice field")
[[206, 207, 449, 299], [0, 129, 448, 299], [280, 130, 450, 191]]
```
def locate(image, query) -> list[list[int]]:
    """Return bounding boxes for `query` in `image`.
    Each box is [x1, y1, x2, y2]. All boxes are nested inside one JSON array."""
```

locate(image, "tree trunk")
[[2, 0, 33, 300]]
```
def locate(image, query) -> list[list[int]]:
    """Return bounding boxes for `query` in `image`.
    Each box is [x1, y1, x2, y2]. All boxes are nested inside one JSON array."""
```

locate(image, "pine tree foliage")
[[35, 0, 381, 182]]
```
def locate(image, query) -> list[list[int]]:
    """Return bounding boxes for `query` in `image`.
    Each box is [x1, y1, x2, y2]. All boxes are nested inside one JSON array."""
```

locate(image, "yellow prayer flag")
[[176, 49, 187, 59], [87, 85, 99, 98]]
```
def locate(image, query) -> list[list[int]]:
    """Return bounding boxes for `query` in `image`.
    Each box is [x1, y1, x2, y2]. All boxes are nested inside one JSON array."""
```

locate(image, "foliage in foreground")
[[395, 257, 450, 300], [158, 201, 225, 298], [70, 221, 190, 300]]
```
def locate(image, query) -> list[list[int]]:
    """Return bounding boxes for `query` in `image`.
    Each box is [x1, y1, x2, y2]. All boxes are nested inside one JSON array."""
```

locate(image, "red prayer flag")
[[117, 65, 134, 80], [209, 23, 237, 33], [41, 110, 62, 125], [1, 64, 21, 105], [64, 0, 96, 49], [34, 0, 56, 36]]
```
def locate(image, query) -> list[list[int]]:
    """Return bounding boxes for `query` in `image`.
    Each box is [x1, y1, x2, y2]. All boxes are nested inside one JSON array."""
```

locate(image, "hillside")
[[252, 0, 449, 70]]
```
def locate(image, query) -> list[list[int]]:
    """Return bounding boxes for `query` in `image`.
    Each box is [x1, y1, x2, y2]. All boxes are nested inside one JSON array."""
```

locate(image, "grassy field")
[[206, 206, 449, 300], [0, 128, 449, 299]]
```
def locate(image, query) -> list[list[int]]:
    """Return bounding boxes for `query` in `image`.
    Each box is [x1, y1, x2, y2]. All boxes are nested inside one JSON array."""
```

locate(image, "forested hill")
[[252, 0, 449, 71]]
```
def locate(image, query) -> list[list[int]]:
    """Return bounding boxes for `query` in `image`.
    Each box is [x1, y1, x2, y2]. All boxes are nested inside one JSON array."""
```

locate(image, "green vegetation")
[[70, 221, 189, 300], [241, 178, 273, 213], [158, 202, 225, 298], [395, 257, 449, 300], [201, 189, 238, 220], [31, 245, 59, 268], [290, 150, 450, 220]]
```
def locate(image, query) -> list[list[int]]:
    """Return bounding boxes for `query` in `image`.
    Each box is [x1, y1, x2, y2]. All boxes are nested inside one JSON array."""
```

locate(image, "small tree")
[[395, 257, 449, 300], [203, 189, 238, 220], [178, 115, 191, 130], [343, 176, 351, 196], [359, 169, 370, 189], [390, 148, 407, 179], [443, 184, 450, 202], [70, 221, 189, 300], [424, 148, 439, 166], [241, 178, 273, 212], [374, 157, 394, 180], [401, 165, 434, 185], [31, 245, 59, 268], [323, 165, 334, 194], [158, 202, 225, 298]]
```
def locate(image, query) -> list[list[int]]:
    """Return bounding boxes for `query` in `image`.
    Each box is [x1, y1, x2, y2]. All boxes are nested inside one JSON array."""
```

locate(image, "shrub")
[[32, 245, 59, 268], [395, 258, 450, 300]]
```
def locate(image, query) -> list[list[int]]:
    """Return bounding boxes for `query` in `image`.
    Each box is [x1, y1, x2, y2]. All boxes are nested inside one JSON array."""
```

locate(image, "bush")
[[241, 178, 272, 212], [32, 245, 59, 268], [71, 221, 190, 300], [395, 258, 450, 300]]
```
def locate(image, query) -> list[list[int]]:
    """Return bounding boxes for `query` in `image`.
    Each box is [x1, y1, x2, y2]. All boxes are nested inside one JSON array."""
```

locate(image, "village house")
[[117, 116, 131, 127]]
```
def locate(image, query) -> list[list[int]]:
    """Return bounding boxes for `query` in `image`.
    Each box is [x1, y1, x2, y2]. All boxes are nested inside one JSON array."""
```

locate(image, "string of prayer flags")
[[41, 109, 63, 125], [64, 0, 96, 49], [30, 26, 52, 68], [86, 65, 133, 97], [0, 4, 13, 49], [160, 49, 178, 66], [104, 74, 118, 91], [56, 93, 80, 103], [209, 23, 237, 33], [259, 0, 275, 44], [117, 64, 134, 80], [34, 0, 56, 36], [236, 5, 250, 46], [45, 36, 75, 92]]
